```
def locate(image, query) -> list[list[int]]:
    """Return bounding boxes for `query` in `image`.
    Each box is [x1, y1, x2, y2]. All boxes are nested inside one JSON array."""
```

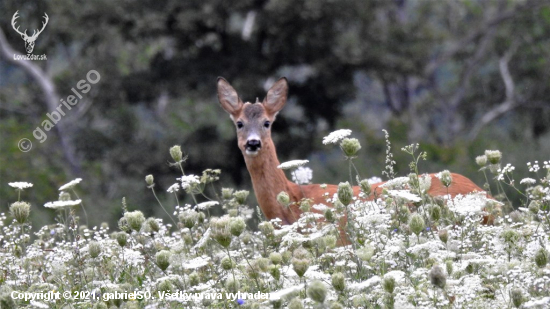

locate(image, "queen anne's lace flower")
[[178, 175, 200, 189], [44, 199, 82, 209], [59, 178, 82, 191], [277, 160, 309, 170], [386, 190, 422, 202], [292, 167, 313, 184], [322, 129, 352, 145], [520, 178, 536, 185], [197, 201, 219, 210], [167, 183, 180, 193], [8, 182, 33, 190]]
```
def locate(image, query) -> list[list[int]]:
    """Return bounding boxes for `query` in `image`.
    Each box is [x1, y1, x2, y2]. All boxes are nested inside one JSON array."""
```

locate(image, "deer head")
[[11, 11, 49, 54], [217, 77, 288, 158]]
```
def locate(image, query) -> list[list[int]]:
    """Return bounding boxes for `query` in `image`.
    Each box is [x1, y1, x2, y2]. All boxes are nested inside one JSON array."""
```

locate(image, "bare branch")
[[468, 44, 518, 140], [424, 0, 543, 77], [0, 26, 80, 174]]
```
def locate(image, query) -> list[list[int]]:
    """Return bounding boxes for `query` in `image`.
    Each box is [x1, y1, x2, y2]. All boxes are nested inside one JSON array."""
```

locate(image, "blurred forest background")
[[1, 0, 549, 228]]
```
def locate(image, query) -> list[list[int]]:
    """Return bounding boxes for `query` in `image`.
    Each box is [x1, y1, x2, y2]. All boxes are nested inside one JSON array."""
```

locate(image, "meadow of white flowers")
[[1, 130, 549, 309]]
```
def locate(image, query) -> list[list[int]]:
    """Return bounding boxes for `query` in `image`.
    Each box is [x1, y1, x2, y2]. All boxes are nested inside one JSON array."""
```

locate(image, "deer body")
[[217, 77, 487, 226]]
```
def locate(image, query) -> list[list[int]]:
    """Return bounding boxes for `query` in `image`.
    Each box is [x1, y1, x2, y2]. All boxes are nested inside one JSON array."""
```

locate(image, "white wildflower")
[[277, 160, 309, 170], [292, 166, 313, 184], [447, 192, 497, 215], [197, 201, 218, 210], [527, 161, 540, 173], [178, 175, 200, 189], [59, 178, 82, 191], [386, 190, 422, 202], [182, 256, 211, 270], [380, 176, 409, 189], [312, 203, 329, 212], [8, 182, 33, 190], [30, 301, 49, 308], [349, 276, 381, 291], [193, 228, 211, 250], [520, 178, 536, 185], [367, 176, 383, 184], [167, 183, 180, 193], [44, 199, 82, 209], [322, 129, 352, 145]]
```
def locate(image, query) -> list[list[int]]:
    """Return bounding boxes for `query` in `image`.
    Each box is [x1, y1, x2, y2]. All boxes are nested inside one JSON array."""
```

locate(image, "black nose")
[[246, 139, 261, 151]]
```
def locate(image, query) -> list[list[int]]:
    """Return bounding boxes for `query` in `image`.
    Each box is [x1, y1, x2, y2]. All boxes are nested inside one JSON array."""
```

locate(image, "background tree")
[[1, 0, 549, 227]]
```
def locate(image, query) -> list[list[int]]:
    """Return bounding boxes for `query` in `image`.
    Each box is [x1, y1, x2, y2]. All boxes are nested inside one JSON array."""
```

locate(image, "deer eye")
[[264, 121, 271, 128], [236, 121, 244, 129]]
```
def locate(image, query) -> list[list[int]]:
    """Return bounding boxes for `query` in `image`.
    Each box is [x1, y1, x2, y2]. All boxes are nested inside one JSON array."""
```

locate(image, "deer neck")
[[243, 138, 300, 224]]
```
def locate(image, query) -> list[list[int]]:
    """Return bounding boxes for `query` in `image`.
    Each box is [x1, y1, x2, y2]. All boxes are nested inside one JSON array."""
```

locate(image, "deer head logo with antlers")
[[11, 11, 49, 54]]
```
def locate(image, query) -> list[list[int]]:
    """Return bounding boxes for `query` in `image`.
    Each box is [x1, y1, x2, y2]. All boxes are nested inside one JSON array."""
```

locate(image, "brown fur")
[[217, 77, 493, 245]]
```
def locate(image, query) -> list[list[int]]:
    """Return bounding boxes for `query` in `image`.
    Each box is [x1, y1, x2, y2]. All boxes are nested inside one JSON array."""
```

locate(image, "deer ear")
[[217, 77, 243, 116], [263, 77, 288, 116]]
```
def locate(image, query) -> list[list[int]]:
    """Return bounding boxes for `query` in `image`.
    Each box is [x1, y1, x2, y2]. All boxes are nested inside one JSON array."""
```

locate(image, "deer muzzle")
[[245, 139, 261, 156]]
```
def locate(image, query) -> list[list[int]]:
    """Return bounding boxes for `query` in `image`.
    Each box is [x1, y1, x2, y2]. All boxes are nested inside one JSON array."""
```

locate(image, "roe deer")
[[217, 77, 492, 229]]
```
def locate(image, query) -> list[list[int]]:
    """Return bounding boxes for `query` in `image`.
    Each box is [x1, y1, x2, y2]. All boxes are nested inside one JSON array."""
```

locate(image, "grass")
[[1, 130, 549, 309]]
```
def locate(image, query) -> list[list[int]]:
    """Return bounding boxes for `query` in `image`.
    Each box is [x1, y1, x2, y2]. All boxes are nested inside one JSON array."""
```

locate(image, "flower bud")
[[534, 248, 549, 268], [359, 179, 372, 196], [307, 280, 327, 303], [155, 250, 172, 271], [169, 145, 183, 162], [189, 272, 200, 286], [258, 221, 275, 238], [233, 190, 249, 204], [299, 199, 311, 212], [221, 256, 235, 270], [340, 138, 361, 158], [225, 278, 240, 293], [429, 265, 446, 289], [145, 174, 154, 187], [511, 288, 523, 308], [269, 252, 283, 265], [210, 216, 232, 248], [324, 208, 335, 222], [485, 150, 502, 165], [179, 210, 198, 229], [230, 217, 246, 237], [528, 200, 540, 214], [476, 155, 487, 167], [221, 188, 234, 200], [409, 214, 425, 236], [146, 217, 160, 232], [356, 245, 375, 262], [276, 191, 290, 207], [429, 204, 441, 222], [158, 279, 173, 293], [9, 201, 31, 224], [113, 231, 128, 247], [288, 298, 304, 309], [88, 241, 102, 258], [337, 182, 353, 206], [124, 211, 145, 231], [439, 170, 452, 188], [269, 265, 281, 281], [59, 191, 71, 201], [382, 276, 396, 294], [292, 247, 311, 277], [438, 229, 448, 244], [445, 260, 453, 276], [332, 272, 346, 292]]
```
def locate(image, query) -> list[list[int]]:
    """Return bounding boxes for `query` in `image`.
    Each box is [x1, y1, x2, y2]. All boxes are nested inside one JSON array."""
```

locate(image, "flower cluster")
[[1, 142, 549, 309]]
